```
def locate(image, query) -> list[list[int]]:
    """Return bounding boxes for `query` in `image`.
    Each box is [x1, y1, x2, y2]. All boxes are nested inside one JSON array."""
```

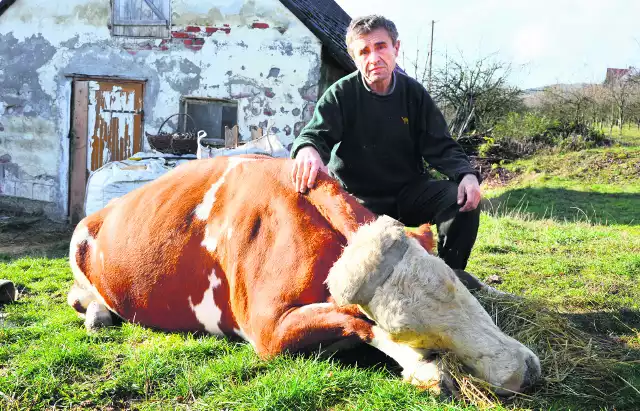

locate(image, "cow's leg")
[[67, 282, 113, 331], [67, 282, 95, 315], [368, 326, 456, 396], [84, 301, 113, 331], [250, 303, 375, 359]]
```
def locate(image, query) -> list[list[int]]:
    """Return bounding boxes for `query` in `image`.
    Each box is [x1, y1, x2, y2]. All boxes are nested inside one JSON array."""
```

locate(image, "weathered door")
[[69, 79, 143, 223], [87, 81, 144, 172]]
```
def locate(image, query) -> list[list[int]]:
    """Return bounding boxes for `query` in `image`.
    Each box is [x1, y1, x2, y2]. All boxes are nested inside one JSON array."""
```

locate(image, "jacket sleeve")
[[290, 87, 343, 165], [418, 91, 481, 183]]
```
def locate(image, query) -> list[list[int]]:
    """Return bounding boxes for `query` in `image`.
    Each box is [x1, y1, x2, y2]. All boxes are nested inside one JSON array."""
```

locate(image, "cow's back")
[[70, 156, 376, 336]]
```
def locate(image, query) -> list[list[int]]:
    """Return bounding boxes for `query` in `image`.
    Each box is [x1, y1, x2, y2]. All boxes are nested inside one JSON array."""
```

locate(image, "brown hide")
[[71, 155, 434, 356]]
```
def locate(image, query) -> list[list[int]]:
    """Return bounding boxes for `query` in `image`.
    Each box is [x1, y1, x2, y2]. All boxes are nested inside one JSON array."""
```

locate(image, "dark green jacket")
[[291, 71, 479, 197]]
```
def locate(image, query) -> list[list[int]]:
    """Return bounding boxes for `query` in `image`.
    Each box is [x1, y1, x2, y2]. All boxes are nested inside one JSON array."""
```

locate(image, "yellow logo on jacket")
[[401, 117, 409, 125]]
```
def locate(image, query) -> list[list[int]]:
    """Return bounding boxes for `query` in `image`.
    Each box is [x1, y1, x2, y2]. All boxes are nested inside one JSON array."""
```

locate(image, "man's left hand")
[[457, 174, 482, 212]]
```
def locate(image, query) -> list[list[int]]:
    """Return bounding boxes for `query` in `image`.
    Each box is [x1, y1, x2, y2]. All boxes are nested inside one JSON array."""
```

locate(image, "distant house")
[[0, 0, 355, 221], [605, 67, 636, 84]]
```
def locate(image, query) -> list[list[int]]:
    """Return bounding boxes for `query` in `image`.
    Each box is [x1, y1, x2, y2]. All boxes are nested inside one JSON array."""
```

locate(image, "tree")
[[604, 68, 640, 135], [428, 55, 523, 138]]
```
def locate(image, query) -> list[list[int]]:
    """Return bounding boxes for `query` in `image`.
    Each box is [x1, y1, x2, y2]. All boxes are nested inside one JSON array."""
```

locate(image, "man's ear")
[[394, 39, 401, 57]]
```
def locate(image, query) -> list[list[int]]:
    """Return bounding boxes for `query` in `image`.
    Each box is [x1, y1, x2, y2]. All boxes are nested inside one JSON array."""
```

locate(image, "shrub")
[[479, 113, 609, 159]]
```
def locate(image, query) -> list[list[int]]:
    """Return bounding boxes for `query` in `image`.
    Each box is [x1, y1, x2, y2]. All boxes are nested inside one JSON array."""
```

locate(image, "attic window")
[[111, 0, 171, 38]]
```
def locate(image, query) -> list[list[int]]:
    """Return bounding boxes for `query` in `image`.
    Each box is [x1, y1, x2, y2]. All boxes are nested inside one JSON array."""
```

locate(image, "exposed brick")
[[223, 24, 230, 27], [171, 31, 190, 38], [263, 107, 276, 116], [264, 88, 275, 98], [160, 45, 169, 51], [185, 26, 201, 32], [188, 45, 203, 51], [252, 22, 269, 29], [205, 27, 218, 34], [221, 27, 231, 34], [183, 39, 193, 46], [193, 38, 205, 46]]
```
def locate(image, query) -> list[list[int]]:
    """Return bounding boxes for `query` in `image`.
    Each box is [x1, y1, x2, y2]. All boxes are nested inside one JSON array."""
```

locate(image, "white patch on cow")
[[201, 225, 219, 252], [369, 326, 424, 369], [234, 327, 257, 349], [296, 302, 334, 315], [194, 157, 256, 221], [68, 224, 115, 313], [368, 326, 445, 388], [226, 226, 233, 240], [100, 251, 105, 271], [188, 270, 224, 335]]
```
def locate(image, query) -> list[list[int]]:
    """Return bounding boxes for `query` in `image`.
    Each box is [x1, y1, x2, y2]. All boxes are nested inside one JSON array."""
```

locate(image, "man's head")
[[346, 15, 400, 91]]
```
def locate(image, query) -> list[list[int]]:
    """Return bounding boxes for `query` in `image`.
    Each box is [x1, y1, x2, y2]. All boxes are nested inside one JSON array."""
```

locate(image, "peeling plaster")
[[0, 0, 323, 220]]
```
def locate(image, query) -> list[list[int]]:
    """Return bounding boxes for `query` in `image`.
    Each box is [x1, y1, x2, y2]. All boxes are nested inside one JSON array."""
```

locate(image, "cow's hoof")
[[403, 359, 458, 399], [84, 301, 113, 331], [0, 280, 17, 304]]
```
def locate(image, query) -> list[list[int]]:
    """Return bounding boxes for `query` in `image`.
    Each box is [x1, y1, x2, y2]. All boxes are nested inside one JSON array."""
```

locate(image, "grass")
[[602, 123, 640, 146], [1, 144, 639, 410]]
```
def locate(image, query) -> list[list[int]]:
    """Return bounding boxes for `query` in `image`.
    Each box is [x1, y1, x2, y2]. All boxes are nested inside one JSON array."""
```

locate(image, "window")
[[179, 98, 238, 141], [111, 0, 171, 38]]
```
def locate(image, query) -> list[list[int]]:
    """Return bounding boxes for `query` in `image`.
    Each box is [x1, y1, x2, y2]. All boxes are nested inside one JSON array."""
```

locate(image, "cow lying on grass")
[[68, 155, 540, 396]]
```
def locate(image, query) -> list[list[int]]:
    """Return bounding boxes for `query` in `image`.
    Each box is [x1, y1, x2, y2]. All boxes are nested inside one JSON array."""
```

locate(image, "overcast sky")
[[335, 0, 640, 89]]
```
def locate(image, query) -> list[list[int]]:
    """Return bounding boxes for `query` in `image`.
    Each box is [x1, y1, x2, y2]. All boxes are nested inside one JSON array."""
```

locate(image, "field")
[[1, 135, 638, 410]]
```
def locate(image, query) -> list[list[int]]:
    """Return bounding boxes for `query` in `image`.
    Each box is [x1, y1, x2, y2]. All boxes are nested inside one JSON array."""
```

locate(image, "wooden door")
[[69, 79, 144, 223]]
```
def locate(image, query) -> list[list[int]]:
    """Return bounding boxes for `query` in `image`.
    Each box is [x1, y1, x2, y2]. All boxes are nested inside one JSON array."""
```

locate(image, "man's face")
[[350, 28, 400, 87]]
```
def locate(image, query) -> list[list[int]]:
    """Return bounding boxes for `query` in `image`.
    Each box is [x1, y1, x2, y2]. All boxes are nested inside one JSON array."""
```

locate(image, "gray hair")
[[346, 15, 399, 57]]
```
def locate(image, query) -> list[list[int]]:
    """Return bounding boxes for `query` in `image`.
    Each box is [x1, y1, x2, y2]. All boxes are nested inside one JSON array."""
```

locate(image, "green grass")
[[0, 258, 450, 410], [1, 146, 639, 410], [602, 123, 640, 146], [485, 147, 640, 226]]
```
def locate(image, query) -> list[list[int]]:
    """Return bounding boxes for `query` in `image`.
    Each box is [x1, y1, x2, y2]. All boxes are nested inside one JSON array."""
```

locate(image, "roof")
[[0, 0, 17, 17], [0, 0, 355, 71], [279, 0, 356, 72], [605, 67, 638, 84]]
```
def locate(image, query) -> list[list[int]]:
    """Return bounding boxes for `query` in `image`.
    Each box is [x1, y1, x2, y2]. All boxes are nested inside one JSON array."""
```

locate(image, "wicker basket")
[[146, 113, 199, 155]]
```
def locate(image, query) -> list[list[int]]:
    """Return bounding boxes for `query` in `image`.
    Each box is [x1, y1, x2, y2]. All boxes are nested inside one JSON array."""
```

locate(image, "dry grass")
[[441, 293, 639, 409]]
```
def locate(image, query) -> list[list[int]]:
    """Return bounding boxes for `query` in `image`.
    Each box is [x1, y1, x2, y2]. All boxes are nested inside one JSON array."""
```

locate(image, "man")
[[290, 15, 481, 271]]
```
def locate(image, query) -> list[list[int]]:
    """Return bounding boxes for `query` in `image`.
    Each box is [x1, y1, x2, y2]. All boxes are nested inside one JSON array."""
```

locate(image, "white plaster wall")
[[0, 0, 322, 219]]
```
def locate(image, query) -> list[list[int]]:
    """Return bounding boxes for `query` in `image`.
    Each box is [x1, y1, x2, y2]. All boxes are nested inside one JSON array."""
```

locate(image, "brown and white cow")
[[68, 155, 540, 395]]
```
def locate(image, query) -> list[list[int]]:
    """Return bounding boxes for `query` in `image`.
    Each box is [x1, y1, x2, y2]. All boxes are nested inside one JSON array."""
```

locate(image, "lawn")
[[1, 146, 639, 410]]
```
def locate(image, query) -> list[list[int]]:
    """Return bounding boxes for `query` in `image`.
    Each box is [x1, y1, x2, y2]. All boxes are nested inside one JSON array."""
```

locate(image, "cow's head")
[[327, 216, 540, 395]]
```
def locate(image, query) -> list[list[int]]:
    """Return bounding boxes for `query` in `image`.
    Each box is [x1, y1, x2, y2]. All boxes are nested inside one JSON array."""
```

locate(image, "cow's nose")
[[520, 354, 541, 390]]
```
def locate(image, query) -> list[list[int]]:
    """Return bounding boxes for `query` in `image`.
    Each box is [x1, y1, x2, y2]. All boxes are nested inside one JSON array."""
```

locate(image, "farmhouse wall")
[[0, 0, 322, 220]]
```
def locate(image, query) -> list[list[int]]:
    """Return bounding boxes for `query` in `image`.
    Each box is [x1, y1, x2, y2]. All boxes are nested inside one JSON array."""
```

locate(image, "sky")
[[334, 0, 640, 89]]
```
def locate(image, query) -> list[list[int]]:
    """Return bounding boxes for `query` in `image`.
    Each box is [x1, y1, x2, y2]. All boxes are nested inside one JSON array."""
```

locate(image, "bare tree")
[[428, 54, 523, 138]]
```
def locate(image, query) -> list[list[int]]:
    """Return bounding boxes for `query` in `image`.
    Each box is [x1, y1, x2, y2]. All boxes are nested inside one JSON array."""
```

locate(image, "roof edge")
[[0, 0, 18, 18]]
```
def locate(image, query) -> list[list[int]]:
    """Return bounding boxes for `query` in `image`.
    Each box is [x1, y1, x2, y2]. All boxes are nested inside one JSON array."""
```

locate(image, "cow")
[[68, 155, 540, 396]]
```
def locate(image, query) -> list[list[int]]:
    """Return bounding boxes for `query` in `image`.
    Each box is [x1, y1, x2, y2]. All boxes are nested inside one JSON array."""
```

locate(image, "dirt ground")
[[0, 211, 73, 259]]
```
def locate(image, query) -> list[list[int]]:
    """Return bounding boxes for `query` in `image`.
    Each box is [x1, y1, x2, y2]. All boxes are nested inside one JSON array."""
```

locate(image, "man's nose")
[[368, 51, 381, 65]]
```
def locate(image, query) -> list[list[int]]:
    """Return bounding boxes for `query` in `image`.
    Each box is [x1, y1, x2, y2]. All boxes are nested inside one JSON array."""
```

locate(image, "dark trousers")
[[356, 177, 480, 270]]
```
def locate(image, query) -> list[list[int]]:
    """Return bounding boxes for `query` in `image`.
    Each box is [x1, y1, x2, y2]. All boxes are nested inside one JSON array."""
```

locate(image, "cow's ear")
[[405, 224, 435, 254]]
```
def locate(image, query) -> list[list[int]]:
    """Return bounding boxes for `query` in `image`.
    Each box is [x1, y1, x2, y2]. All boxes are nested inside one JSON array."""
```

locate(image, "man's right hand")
[[291, 146, 328, 193]]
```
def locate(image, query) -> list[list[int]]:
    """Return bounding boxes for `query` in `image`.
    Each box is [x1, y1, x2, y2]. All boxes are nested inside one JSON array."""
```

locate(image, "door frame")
[[68, 76, 146, 223]]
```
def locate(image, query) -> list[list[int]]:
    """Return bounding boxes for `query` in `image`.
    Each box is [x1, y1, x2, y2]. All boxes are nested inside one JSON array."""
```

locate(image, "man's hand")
[[457, 174, 482, 212], [291, 146, 328, 193]]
